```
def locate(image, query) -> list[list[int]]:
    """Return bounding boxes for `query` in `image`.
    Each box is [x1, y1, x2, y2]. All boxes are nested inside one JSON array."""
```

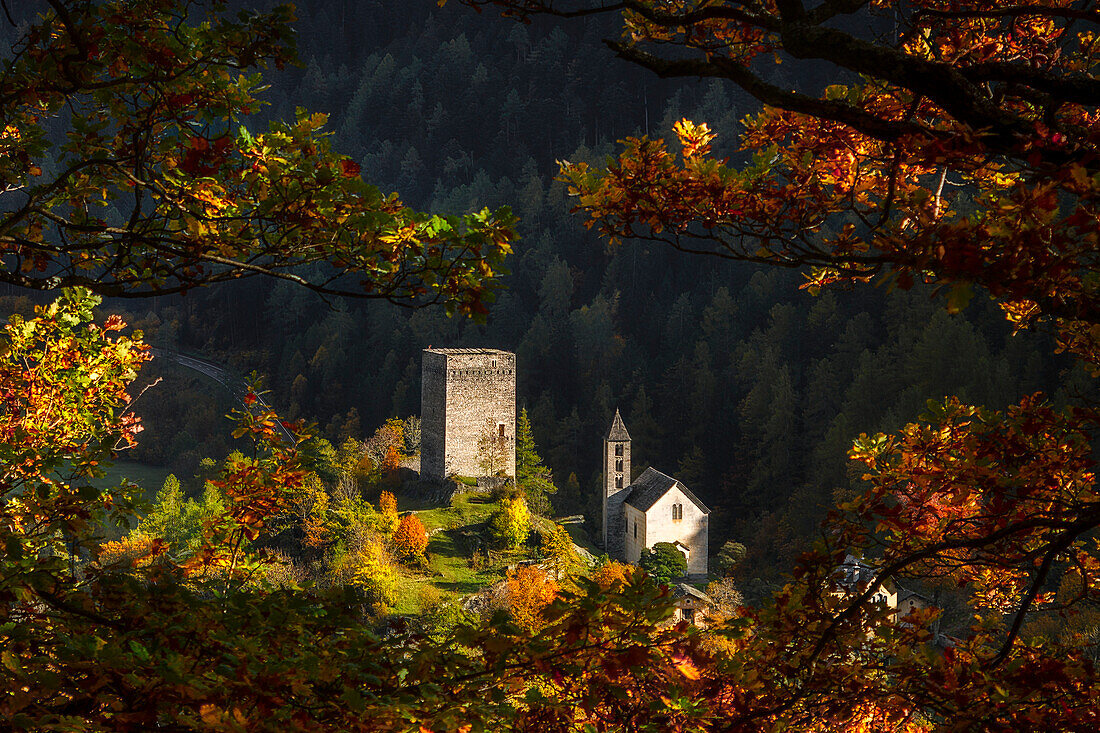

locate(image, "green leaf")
[[2, 649, 24, 676]]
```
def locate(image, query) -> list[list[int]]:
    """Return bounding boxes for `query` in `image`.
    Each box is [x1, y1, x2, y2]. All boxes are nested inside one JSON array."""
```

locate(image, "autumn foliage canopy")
[[0, 0, 515, 314], [3, 0, 1100, 730]]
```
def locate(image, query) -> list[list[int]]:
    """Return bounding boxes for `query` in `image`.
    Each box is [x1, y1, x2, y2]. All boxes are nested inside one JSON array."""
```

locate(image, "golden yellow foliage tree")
[[590, 560, 638, 590], [302, 481, 333, 549], [489, 496, 530, 549], [377, 490, 400, 537], [540, 522, 582, 576], [97, 533, 165, 569], [506, 565, 558, 634], [339, 535, 398, 611]]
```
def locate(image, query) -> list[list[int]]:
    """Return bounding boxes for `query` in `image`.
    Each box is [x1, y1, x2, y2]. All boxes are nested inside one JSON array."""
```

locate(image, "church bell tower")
[[603, 409, 631, 558]]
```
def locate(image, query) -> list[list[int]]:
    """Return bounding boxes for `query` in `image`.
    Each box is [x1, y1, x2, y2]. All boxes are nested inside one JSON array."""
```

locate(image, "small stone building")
[[421, 348, 516, 480], [834, 555, 936, 622], [603, 410, 710, 578], [896, 588, 933, 620], [672, 583, 713, 627]]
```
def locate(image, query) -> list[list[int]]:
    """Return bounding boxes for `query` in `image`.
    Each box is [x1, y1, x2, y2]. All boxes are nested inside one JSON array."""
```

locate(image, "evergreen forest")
[[0, 0, 1085, 586]]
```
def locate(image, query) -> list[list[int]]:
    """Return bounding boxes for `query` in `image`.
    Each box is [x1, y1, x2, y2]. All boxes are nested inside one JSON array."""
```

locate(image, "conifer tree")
[[515, 408, 557, 515], [138, 474, 184, 547], [540, 522, 582, 575]]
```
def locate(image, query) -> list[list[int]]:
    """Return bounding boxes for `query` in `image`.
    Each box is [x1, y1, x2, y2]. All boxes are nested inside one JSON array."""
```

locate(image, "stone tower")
[[603, 409, 631, 557], [421, 348, 516, 481]]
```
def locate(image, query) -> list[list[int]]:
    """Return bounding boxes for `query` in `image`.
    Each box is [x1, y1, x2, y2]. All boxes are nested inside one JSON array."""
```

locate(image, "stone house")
[[602, 410, 710, 578], [834, 554, 934, 623], [672, 583, 713, 627], [835, 554, 898, 610], [896, 587, 933, 619]]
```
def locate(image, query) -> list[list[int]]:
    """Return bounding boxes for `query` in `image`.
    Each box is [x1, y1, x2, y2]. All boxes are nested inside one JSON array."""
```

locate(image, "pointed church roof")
[[607, 408, 631, 442], [623, 467, 710, 514]]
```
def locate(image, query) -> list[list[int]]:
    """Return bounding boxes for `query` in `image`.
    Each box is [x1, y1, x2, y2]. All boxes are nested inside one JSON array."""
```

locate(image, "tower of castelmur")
[[421, 348, 516, 481], [603, 409, 631, 557]]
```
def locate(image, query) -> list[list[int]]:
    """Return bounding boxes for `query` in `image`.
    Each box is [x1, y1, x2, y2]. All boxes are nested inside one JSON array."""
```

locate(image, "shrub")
[[639, 542, 687, 585], [489, 496, 530, 549], [489, 480, 520, 503], [468, 548, 490, 571], [347, 535, 398, 610], [97, 532, 164, 569], [589, 560, 638, 590]]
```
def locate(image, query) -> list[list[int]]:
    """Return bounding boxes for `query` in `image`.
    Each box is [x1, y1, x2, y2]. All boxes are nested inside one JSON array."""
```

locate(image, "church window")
[[672, 503, 683, 521], [615, 459, 623, 472], [498, 423, 505, 438], [616, 475, 623, 489], [491, 359, 497, 369], [615, 444, 623, 457], [633, 521, 637, 539]]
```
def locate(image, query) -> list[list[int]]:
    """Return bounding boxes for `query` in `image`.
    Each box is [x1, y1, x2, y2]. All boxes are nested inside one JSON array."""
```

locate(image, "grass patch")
[[377, 492, 512, 609], [425, 526, 503, 597], [389, 491, 561, 612], [392, 573, 433, 616], [412, 492, 498, 533]]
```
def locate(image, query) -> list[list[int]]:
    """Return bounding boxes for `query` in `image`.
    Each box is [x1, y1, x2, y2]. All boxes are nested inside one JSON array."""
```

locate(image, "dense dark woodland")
[[0, 1, 1084, 580]]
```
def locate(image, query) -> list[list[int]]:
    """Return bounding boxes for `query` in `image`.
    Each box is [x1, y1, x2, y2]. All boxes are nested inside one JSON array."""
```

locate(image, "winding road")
[[149, 347, 296, 443]]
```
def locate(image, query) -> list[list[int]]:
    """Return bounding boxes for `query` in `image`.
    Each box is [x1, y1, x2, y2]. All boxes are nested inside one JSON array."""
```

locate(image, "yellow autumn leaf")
[[672, 654, 701, 680]]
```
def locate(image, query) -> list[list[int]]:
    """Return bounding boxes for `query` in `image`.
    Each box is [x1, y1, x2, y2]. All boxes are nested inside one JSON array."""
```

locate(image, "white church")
[[601, 410, 710, 578]]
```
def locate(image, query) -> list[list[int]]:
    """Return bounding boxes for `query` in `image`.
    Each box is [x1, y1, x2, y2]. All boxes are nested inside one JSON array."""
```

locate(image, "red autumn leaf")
[[339, 159, 361, 178]]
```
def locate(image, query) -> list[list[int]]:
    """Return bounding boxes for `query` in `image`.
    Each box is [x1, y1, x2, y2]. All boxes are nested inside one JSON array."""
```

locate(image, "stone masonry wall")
[[420, 351, 449, 480], [603, 439, 630, 559], [420, 348, 515, 480], [623, 504, 646, 566], [645, 485, 709, 577]]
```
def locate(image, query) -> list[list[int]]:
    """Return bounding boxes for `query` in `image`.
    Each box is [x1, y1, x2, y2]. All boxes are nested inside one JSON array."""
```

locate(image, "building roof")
[[897, 586, 933, 605], [623, 467, 710, 514], [423, 347, 513, 356], [607, 408, 631, 442], [834, 554, 898, 593], [835, 554, 876, 589], [673, 583, 713, 604]]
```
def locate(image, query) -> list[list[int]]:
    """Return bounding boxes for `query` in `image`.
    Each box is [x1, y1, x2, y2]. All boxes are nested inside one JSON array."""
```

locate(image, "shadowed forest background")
[[0, 0, 1086, 588]]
